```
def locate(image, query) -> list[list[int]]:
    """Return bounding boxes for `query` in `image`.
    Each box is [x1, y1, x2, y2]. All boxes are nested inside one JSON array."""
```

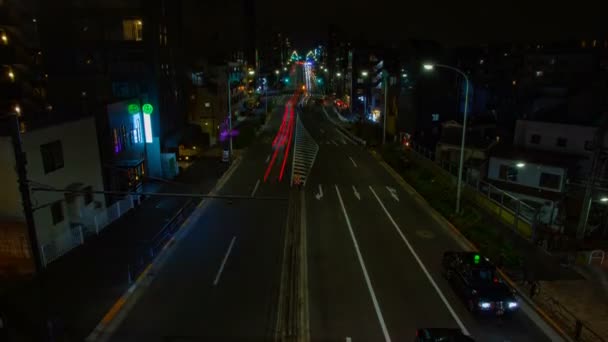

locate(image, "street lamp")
[[516, 162, 526, 168], [248, 70, 255, 76], [601, 197, 608, 203], [423, 62, 470, 214], [274, 70, 280, 75], [361, 70, 369, 77], [336, 72, 342, 77]]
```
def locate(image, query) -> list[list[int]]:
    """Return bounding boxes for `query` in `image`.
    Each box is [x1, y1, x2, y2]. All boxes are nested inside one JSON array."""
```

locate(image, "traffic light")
[[474, 254, 480, 264]]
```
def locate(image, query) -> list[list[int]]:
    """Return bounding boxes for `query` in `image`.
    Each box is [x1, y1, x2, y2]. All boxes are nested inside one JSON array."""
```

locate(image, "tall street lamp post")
[[423, 63, 470, 214]]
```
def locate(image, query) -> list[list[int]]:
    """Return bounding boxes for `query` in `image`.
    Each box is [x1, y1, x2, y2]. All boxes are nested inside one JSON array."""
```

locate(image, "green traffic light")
[[474, 254, 480, 264]]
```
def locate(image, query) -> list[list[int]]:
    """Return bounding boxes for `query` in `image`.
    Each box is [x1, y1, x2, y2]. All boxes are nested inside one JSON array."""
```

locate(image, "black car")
[[442, 252, 519, 316], [415, 328, 475, 341]]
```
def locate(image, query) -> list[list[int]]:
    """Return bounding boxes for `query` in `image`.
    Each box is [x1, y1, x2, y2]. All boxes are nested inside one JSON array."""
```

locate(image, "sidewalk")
[[0, 155, 229, 341], [374, 143, 608, 340]]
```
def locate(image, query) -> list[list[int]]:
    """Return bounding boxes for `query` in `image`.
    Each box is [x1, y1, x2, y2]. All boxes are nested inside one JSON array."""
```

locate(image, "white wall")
[[19, 117, 105, 245], [488, 157, 566, 192]]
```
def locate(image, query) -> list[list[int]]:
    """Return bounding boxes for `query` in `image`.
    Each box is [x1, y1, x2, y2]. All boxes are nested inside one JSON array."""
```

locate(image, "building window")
[[40, 140, 64, 174], [556, 137, 568, 147], [539, 172, 561, 190], [84, 186, 94, 205], [51, 201, 64, 225], [530, 134, 541, 144], [499, 164, 518, 182], [431, 113, 440, 122], [122, 19, 143, 41]]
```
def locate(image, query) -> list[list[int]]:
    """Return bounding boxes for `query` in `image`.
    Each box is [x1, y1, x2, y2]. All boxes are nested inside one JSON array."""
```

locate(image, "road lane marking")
[[334, 127, 357, 145], [346, 338, 352, 342], [368, 186, 469, 335], [332, 140, 339, 146], [315, 184, 324, 200], [251, 179, 261, 197], [335, 185, 391, 342], [386, 186, 399, 202], [265, 154, 271, 163], [213, 236, 236, 286], [349, 156, 358, 168], [352, 185, 361, 200]]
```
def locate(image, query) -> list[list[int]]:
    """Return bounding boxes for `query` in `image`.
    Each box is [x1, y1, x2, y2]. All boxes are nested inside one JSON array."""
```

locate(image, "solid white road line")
[[368, 186, 469, 336], [349, 156, 358, 168], [352, 185, 361, 200], [265, 154, 271, 163], [213, 236, 236, 286], [335, 185, 391, 342], [251, 179, 261, 197], [334, 127, 357, 145]]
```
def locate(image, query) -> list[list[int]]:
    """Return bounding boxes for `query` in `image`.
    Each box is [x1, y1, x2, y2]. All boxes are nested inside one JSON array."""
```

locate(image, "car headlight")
[[479, 301, 492, 309], [508, 301, 518, 309]]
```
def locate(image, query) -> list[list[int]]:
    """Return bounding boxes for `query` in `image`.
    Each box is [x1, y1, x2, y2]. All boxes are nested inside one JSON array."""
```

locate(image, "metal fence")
[[40, 195, 138, 266], [517, 278, 606, 342], [126, 199, 198, 283], [409, 142, 537, 238]]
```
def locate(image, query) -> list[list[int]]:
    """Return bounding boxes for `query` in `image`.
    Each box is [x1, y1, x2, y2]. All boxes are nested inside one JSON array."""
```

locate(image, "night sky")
[[184, 0, 606, 52]]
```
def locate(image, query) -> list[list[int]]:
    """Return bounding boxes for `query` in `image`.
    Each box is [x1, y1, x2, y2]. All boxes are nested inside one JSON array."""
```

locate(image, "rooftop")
[[490, 143, 584, 169]]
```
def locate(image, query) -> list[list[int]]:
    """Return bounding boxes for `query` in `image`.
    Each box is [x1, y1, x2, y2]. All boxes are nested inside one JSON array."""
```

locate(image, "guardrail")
[[126, 199, 198, 284], [408, 141, 537, 240]]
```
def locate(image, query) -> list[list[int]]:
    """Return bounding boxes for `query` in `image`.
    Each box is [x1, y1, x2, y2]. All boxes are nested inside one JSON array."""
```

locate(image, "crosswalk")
[[291, 115, 319, 186]]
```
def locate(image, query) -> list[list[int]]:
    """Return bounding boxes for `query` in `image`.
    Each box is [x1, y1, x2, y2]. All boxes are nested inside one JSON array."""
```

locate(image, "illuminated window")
[[581, 40, 587, 48], [122, 19, 143, 41]]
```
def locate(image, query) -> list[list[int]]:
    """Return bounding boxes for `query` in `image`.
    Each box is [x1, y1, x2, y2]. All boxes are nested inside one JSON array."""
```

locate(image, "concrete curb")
[[85, 155, 243, 342], [370, 150, 572, 342]]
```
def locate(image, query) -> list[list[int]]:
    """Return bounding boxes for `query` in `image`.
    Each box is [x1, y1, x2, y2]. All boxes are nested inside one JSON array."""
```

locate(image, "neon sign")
[[142, 103, 153, 143], [128, 103, 140, 114]]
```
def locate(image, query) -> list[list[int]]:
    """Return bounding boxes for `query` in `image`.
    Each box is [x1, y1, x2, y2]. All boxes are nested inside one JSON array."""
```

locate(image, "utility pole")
[[4, 113, 51, 341], [577, 115, 608, 239], [227, 68, 233, 161], [382, 70, 389, 145]]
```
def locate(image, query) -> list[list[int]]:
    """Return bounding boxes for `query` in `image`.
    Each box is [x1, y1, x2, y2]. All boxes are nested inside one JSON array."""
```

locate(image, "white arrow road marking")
[[349, 156, 358, 168], [352, 185, 360, 200], [315, 184, 324, 200], [386, 186, 399, 202]]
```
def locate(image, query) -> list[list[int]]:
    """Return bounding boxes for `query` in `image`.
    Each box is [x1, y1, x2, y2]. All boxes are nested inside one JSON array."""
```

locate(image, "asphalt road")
[[107, 95, 293, 342], [301, 102, 551, 342]]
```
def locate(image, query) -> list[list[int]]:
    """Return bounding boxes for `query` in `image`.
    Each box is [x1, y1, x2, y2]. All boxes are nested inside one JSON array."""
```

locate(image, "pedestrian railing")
[[516, 278, 606, 342], [409, 141, 537, 240], [126, 199, 198, 284], [40, 195, 138, 267]]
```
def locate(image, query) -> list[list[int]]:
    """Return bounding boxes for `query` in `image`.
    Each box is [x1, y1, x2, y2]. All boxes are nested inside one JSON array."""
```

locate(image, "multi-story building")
[[37, 0, 185, 196], [0, 117, 107, 274]]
